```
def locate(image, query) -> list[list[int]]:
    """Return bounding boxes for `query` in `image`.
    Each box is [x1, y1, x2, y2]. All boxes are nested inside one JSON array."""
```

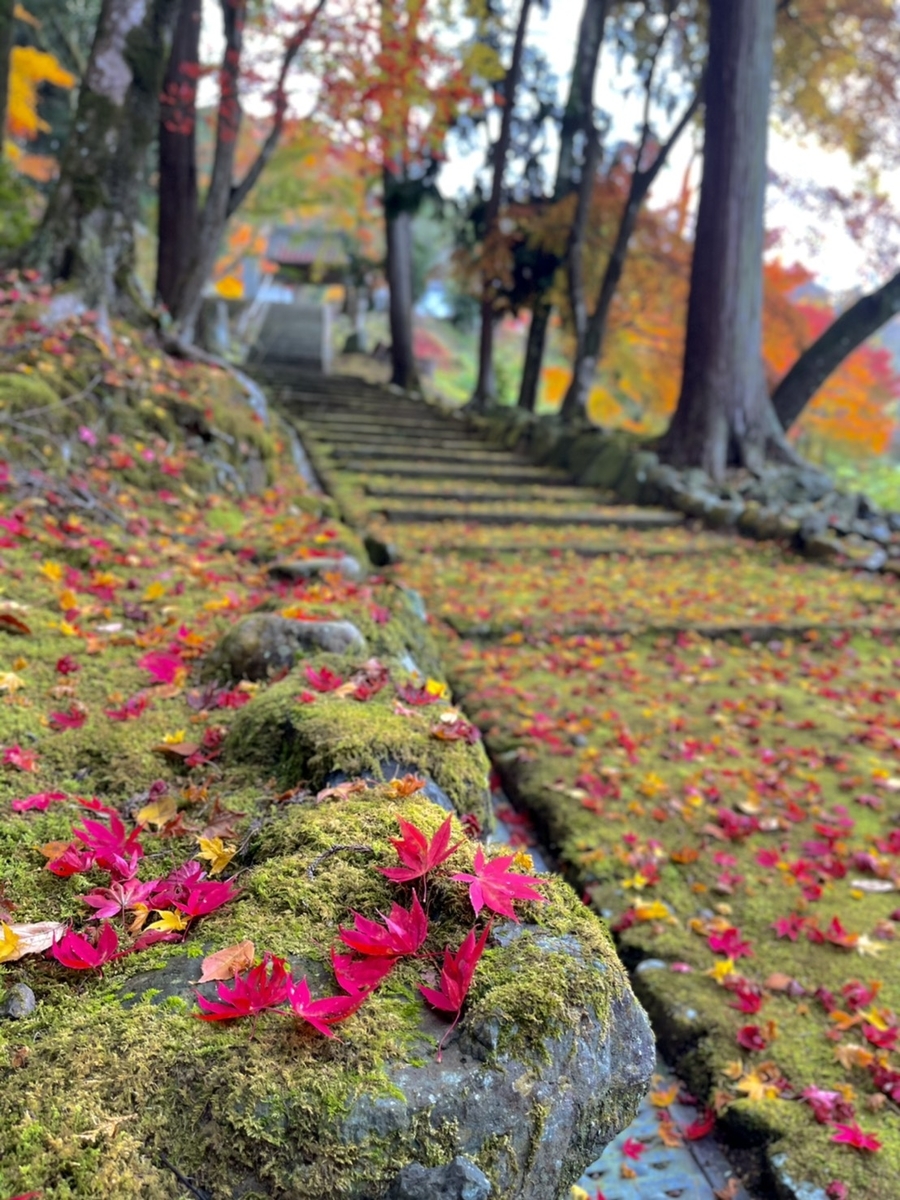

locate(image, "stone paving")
[[264, 368, 755, 1200]]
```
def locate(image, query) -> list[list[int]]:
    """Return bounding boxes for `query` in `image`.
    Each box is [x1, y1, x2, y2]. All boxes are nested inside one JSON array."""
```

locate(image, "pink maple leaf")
[[48, 706, 87, 731], [304, 664, 344, 693], [831, 1122, 881, 1152], [287, 976, 362, 1036], [11, 791, 66, 813], [3, 745, 39, 772], [82, 878, 161, 920], [379, 815, 461, 884], [331, 950, 397, 995], [174, 878, 240, 920], [451, 846, 547, 920], [137, 651, 183, 685], [195, 953, 291, 1021], [50, 921, 119, 971]]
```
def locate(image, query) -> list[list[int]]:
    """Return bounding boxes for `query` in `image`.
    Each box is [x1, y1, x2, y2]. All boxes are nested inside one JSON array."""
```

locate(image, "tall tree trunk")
[[384, 170, 418, 391], [0, 0, 15, 139], [517, 0, 607, 412], [29, 0, 182, 315], [470, 0, 532, 410], [560, 83, 702, 421], [156, 0, 201, 312], [167, 0, 244, 341], [772, 266, 900, 430], [660, 0, 787, 481]]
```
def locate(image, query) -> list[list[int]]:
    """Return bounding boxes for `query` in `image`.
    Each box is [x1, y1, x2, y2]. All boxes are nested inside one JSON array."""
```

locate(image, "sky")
[[200, 0, 898, 296]]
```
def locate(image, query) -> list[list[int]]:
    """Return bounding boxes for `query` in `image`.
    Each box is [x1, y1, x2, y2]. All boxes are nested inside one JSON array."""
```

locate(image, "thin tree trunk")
[[384, 179, 418, 390], [772, 266, 900, 430], [470, 0, 532, 410], [156, 0, 201, 312], [560, 83, 702, 421], [29, 0, 182, 315], [167, 0, 245, 341], [561, 126, 599, 416], [516, 0, 607, 412], [0, 0, 15, 138], [660, 0, 787, 481]]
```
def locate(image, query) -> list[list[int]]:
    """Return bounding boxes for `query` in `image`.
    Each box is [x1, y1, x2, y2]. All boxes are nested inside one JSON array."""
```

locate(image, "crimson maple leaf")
[[11, 791, 66, 812], [339, 893, 428, 958], [331, 950, 397, 994], [451, 847, 547, 920], [50, 921, 119, 971], [73, 811, 144, 880], [174, 878, 240, 919], [379, 816, 461, 884], [48, 706, 87, 731], [288, 976, 361, 1036], [195, 953, 291, 1021], [304, 664, 344, 693], [419, 923, 490, 1015]]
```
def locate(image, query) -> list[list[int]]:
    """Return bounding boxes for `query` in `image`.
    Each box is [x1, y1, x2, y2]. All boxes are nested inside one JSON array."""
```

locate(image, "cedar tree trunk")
[[384, 168, 418, 391], [470, 0, 532, 410], [773, 266, 900, 431], [156, 0, 201, 312], [0, 0, 15, 138], [30, 0, 182, 314], [517, 0, 607, 412], [660, 0, 788, 479]]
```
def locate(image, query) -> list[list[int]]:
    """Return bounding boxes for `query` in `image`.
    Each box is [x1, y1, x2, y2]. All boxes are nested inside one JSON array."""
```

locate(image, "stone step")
[[329, 445, 520, 465], [372, 504, 684, 528], [306, 430, 486, 451], [449, 617, 900, 642], [364, 483, 606, 505], [299, 412, 462, 432], [341, 460, 573, 484]]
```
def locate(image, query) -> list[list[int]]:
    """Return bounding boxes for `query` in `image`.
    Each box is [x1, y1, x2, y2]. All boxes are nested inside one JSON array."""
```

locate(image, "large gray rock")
[[204, 613, 367, 681], [386, 1157, 491, 1200]]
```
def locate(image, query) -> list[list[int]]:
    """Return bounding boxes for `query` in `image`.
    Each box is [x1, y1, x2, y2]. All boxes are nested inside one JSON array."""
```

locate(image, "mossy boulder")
[[267, 555, 365, 583], [205, 614, 368, 682], [0, 792, 653, 1200]]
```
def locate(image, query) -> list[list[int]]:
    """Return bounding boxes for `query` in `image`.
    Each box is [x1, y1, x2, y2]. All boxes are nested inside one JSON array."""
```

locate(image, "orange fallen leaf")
[[650, 1082, 680, 1106]]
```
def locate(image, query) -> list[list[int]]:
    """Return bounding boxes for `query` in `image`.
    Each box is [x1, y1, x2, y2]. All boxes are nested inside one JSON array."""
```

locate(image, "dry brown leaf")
[[197, 940, 255, 984]]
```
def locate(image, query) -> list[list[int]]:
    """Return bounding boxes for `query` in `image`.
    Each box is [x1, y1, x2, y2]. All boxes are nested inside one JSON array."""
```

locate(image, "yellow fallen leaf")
[[136, 794, 178, 829], [707, 958, 736, 983], [143, 581, 166, 601], [570, 1188, 590, 1200], [196, 836, 236, 876], [59, 588, 78, 611], [650, 1081, 680, 1107], [0, 922, 22, 963], [147, 910, 189, 933], [2, 920, 66, 961], [161, 729, 186, 745], [633, 900, 671, 922], [0, 671, 26, 693], [39, 560, 63, 582]]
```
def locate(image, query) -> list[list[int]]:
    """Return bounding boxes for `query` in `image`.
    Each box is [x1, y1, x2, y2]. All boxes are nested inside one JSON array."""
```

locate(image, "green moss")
[[225, 665, 492, 826]]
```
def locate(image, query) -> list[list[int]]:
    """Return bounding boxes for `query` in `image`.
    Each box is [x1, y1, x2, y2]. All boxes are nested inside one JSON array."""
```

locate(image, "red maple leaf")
[[683, 1109, 715, 1140], [56, 655, 80, 675], [395, 681, 443, 706], [771, 914, 806, 941], [3, 745, 39, 772], [451, 847, 547, 920], [137, 650, 183, 684], [50, 921, 119, 971], [48, 706, 87, 731], [339, 893, 428, 958], [105, 693, 150, 721], [379, 815, 461, 884], [831, 1122, 881, 1152], [621, 1137, 645, 1161], [707, 926, 752, 959], [195, 953, 291, 1021], [73, 811, 144, 880], [419, 923, 490, 1015], [736, 1024, 769, 1052], [288, 976, 361, 1036]]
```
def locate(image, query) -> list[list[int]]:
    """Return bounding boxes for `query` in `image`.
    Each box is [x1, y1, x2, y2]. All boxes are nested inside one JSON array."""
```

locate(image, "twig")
[[158, 1152, 214, 1200], [307, 844, 374, 880]]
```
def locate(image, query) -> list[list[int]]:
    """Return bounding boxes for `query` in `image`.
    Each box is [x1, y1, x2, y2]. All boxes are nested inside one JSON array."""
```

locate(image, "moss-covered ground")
[[0, 289, 639, 1198], [300, 377, 900, 1200]]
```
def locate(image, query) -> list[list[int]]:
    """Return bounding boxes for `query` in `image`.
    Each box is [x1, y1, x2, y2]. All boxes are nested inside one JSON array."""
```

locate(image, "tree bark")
[[384, 171, 419, 390], [660, 0, 787, 480], [166, 0, 245, 341], [0, 0, 15, 139], [772, 266, 900, 430], [29, 0, 182, 314], [516, 0, 607, 413], [560, 82, 702, 421], [470, 0, 533, 410], [156, 0, 201, 312]]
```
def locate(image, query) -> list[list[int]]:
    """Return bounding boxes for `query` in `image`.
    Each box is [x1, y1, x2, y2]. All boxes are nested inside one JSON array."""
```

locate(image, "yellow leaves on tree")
[[7, 46, 75, 141]]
